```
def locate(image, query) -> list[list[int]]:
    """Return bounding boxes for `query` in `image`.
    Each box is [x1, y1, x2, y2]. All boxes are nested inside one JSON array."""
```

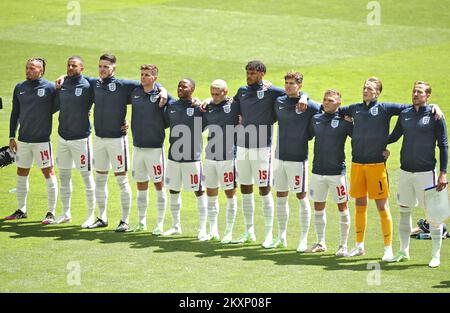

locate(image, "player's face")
[[25, 60, 43, 80], [362, 81, 379, 102], [323, 94, 341, 113], [67, 59, 84, 77], [412, 84, 429, 106], [284, 78, 301, 97], [98, 60, 115, 79], [177, 79, 194, 99], [210, 87, 227, 104], [140, 69, 157, 87], [246, 70, 264, 85]]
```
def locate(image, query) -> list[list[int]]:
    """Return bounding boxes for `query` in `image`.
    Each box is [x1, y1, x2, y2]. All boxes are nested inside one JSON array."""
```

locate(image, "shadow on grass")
[[433, 281, 450, 289], [0, 219, 426, 272]]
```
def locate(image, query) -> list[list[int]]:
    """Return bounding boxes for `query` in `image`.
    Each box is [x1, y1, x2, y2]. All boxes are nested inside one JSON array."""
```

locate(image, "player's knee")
[[355, 197, 368, 206], [17, 167, 30, 176], [296, 192, 307, 200], [240, 184, 253, 194], [42, 166, 54, 178], [259, 188, 270, 196]]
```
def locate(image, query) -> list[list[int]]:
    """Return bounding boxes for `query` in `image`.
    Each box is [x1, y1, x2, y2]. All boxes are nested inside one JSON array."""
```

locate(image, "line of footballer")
[[4, 55, 448, 268]]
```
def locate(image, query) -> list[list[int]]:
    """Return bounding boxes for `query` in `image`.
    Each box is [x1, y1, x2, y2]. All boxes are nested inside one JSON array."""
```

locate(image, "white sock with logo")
[[398, 207, 412, 255], [156, 188, 167, 229], [137, 189, 148, 226], [16, 175, 29, 213], [298, 197, 311, 244], [197, 194, 207, 233], [314, 209, 327, 245], [59, 169, 72, 217], [81, 171, 95, 221], [430, 223, 443, 259], [207, 195, 219, 235], [276, 196, 289, 241], [169, 193, 181, 228], [339, 210, 351, 248], [242, 193, 255, 234], [46, 175, 58, 215], [116, 175, 131, 224], [261, 194, 274, 240], [95, 173, 109, 222], [225, 196, 237, 233]]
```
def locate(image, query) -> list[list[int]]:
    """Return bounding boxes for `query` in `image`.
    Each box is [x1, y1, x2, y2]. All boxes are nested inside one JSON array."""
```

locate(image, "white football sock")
[[339, 209, 351, 248], [207, 195, 219, 235], [46, 175, 58, 215], [169, 193, 181, 227], [225, 196, 237, 232], [430, 223, 443, 259], [298, 197, 311, 244], [137, 189, 148, 225], [16, 175, 29, 213], [81, 171, 95, 220], [197, 194, 207, 233], [59, 169, 72, 217], [95, 173, 109, 222], [276, 196, 289, 241], [261, 193, 274, 239], [242, 193, 255, 234], [314, 209, 327, 245], [155, 188, 167, 228], [398, 207, 412, 255], [116, 175, 131, 224]]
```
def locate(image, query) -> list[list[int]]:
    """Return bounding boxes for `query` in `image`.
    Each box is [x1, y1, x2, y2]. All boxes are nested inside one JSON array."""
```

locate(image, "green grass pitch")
[[0, 0, 449, 292]]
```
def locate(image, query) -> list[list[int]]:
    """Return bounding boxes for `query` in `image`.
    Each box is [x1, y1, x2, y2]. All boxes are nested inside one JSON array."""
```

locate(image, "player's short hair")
[[365, 76, 383, 93], [183, 77, 196, 90], [210, 79, 228, 90], [245, 60, 266, 73], [140, 64, 158, 76], [324, 89, 342, 99], [284, 71, 303, 84], [99, 53, 116, 64], [27, 57, 46, 75], [68, 55, 84, 66], [414, 80, 432, 95]]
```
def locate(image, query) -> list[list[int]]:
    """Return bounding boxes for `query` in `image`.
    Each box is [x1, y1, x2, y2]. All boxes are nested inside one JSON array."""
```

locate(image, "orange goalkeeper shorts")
[[349, 162, 389, 200]]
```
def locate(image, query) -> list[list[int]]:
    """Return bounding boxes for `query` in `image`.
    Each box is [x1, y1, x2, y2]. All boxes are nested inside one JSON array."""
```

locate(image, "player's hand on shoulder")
[[430, 103, 444, 120], [199, 98, 212, 112], [55, 75, 67, 89], [158, 87, 168, 107], [296, 101, 308, 113], [191, 97, 202, 108], [344, 115, 353, 123], [262, 80, 272, 91]]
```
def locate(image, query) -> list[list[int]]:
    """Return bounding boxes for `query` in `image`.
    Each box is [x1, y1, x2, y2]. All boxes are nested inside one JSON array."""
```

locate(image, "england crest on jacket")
[[150, 94, 158, 103], [370, 106, 378, 116], [186, 107, 194, 116], [37, 88, 45, 97], [257, 89, 264, 99], [223, 104, 231, 113], [422, 116, 430, 125], [331, 119, 339, 128], [108, 82, 116, 92], [75, 87, 82, 97]]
